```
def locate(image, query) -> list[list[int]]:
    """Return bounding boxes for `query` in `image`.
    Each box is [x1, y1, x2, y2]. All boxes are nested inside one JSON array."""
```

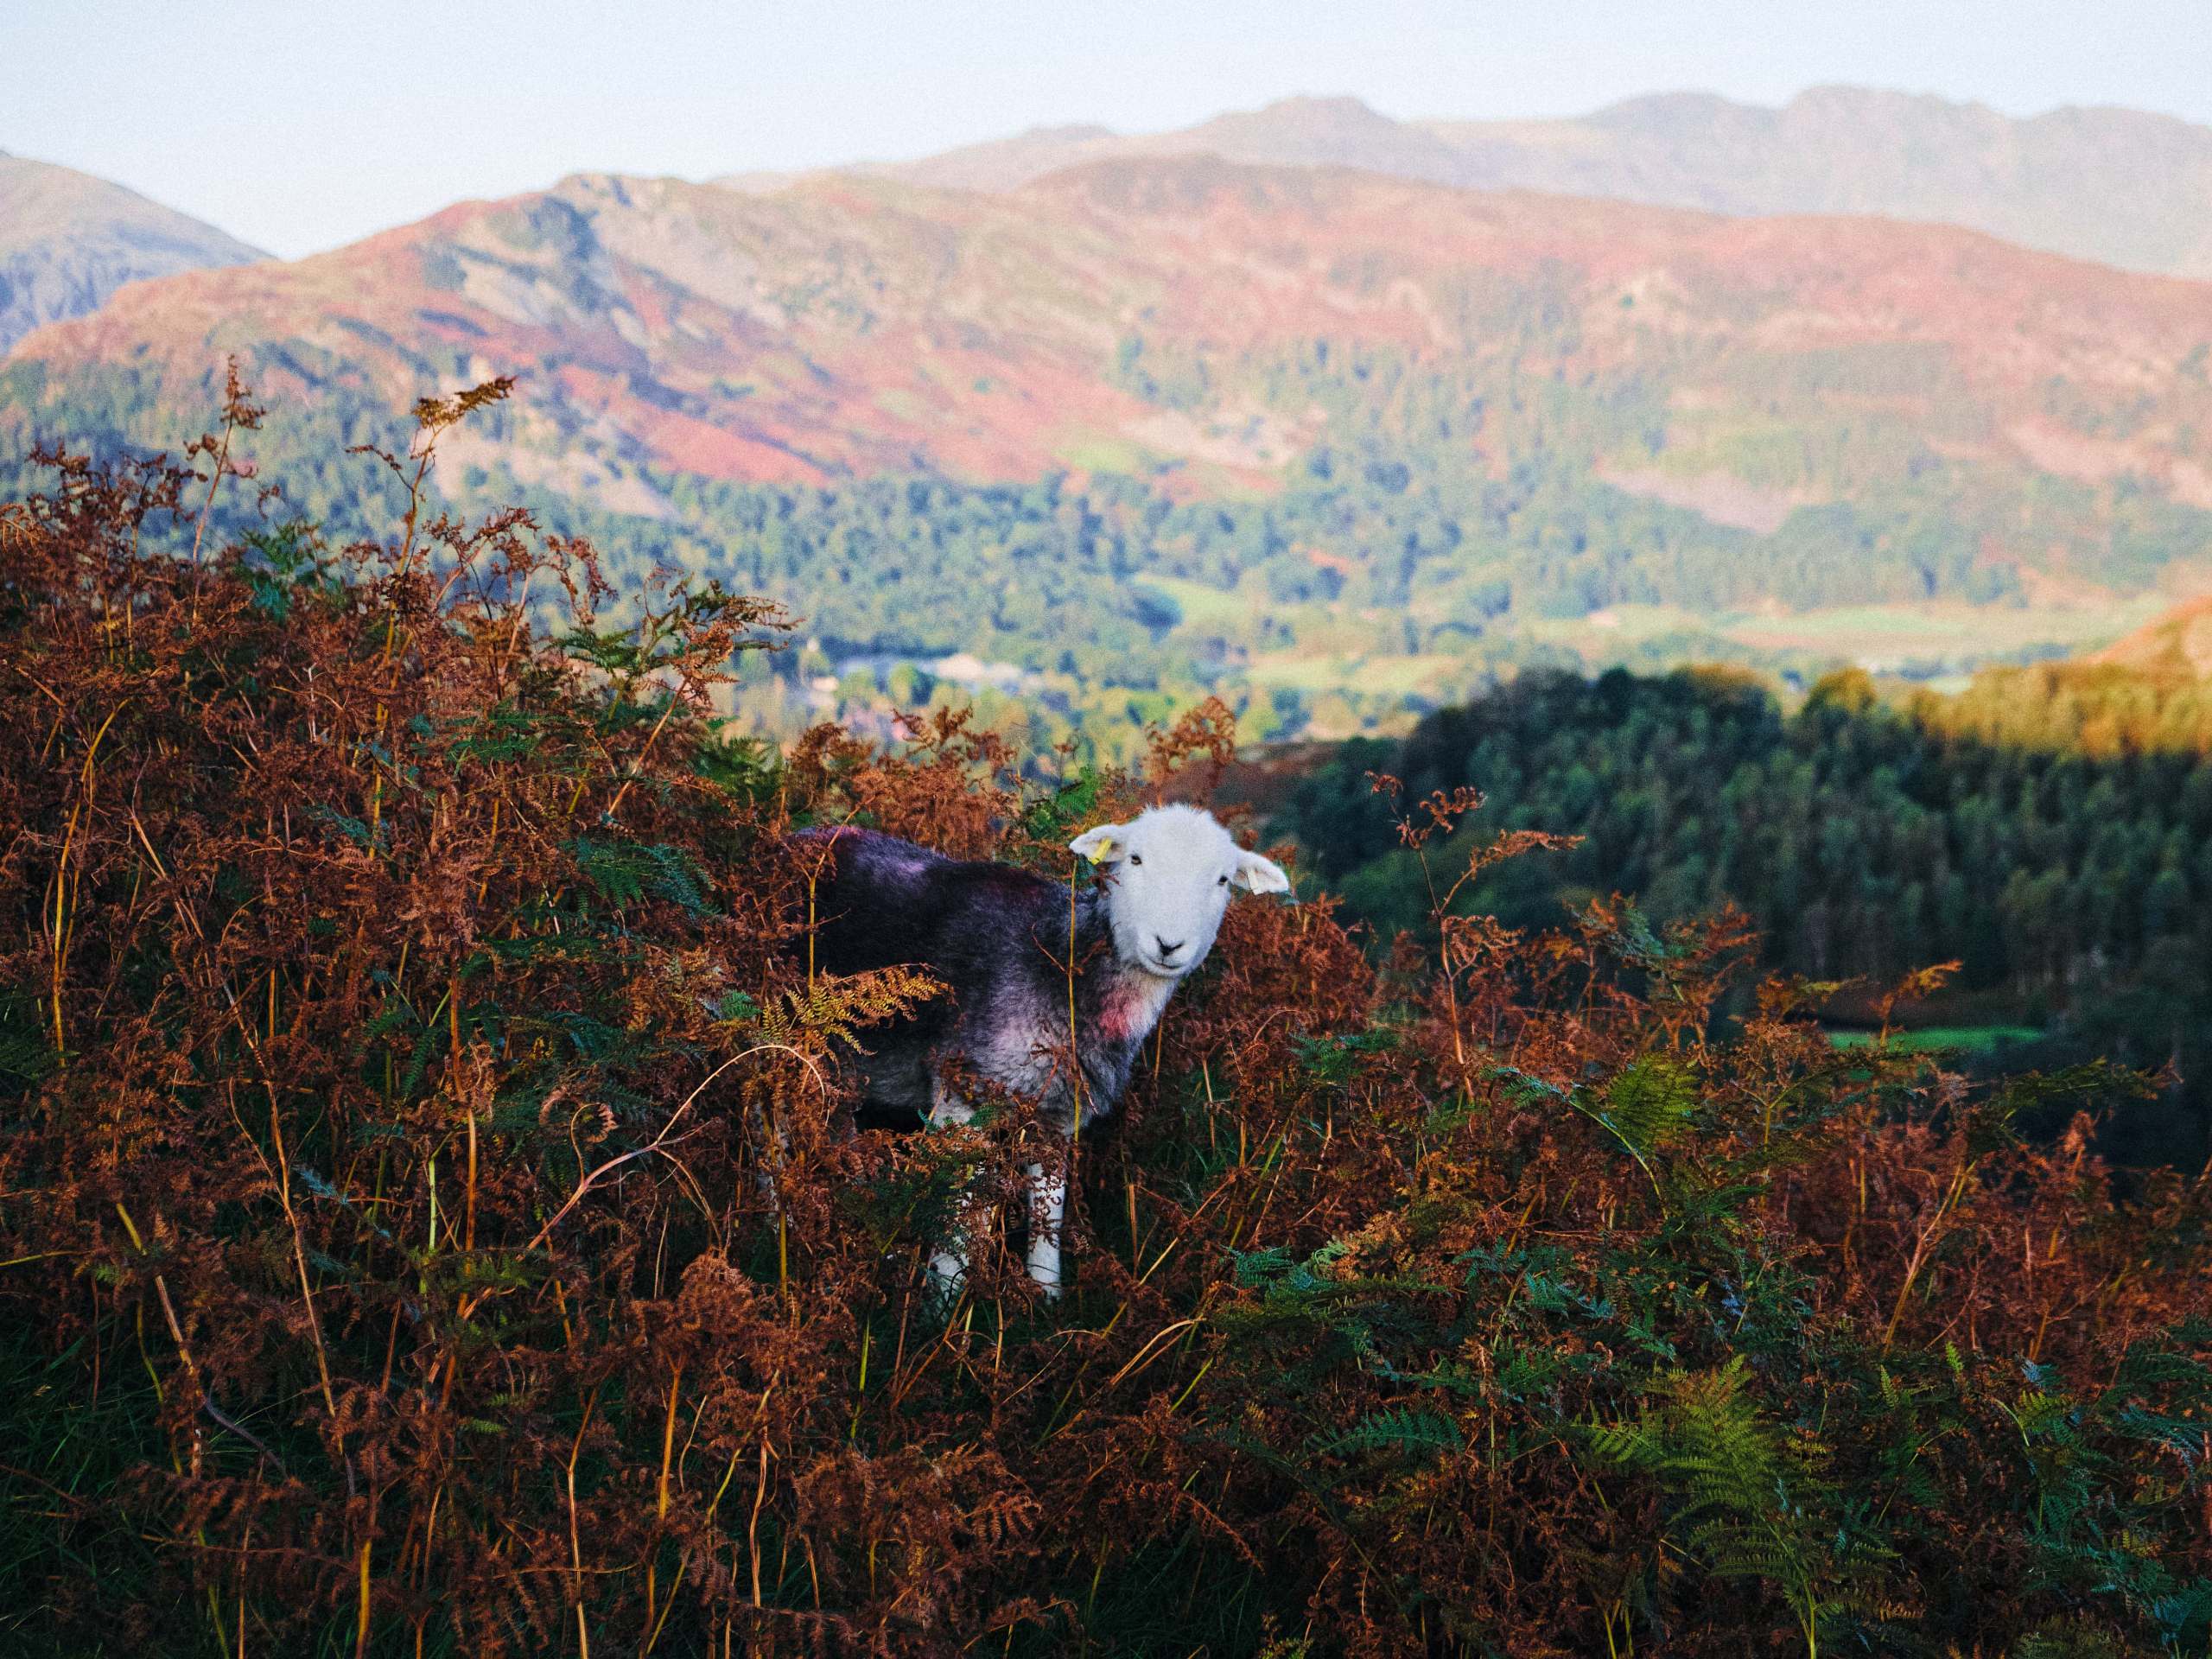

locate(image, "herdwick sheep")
[[795, 804, 1290, 1296]]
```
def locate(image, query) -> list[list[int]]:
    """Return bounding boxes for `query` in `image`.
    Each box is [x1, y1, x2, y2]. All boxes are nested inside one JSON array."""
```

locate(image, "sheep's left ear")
[[1070, 823, 1128, 864], [1231, 849, 1291, 894]]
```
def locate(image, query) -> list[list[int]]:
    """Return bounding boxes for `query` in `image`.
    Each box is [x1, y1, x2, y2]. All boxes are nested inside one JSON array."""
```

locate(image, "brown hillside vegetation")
[[3, 394, 2212, 1655]]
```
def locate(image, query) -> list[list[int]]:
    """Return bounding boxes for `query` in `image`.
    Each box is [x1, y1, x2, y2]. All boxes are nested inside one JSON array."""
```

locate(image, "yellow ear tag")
[[1084, 836, 1118, 862]]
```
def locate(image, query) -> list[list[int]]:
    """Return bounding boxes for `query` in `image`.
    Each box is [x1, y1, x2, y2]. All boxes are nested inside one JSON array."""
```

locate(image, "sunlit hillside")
[[5, 156, 2211, 749]]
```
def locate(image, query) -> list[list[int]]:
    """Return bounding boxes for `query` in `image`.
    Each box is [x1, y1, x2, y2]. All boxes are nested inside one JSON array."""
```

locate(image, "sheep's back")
[[794, 827, 1060, 988], [791, 828, 1131, 1128]]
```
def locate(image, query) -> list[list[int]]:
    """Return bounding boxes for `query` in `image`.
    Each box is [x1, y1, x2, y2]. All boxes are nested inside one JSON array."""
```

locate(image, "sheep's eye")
[[1128, 854, 1141, 866], [1217, 874, 1229, 886]]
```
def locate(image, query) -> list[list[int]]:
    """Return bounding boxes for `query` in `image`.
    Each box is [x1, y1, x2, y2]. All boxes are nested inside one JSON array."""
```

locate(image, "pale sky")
[[9, 0, 2211, 259]]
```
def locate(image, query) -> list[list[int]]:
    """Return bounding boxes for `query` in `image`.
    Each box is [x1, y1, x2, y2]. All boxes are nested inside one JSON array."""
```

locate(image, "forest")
[[10, 322, 2204, 756], [1277, 662, 2212, 1166], [3, 381, 2209, 1656]]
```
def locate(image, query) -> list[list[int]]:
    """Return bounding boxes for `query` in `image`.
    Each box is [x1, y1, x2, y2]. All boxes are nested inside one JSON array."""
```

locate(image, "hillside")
[[0, 149, 265, 353], [2094, 594, 2212, 676], [1278, 661, 2212, 1164], [19, 156, 2212, 501], [808, 88, 2212, 279], [4, 426, 2209, 1655], [5, 156, 2212, 742]]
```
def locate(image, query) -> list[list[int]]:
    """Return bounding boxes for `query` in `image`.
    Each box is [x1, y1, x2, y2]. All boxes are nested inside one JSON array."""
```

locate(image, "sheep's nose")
[[1155, 937, 1185, 960]]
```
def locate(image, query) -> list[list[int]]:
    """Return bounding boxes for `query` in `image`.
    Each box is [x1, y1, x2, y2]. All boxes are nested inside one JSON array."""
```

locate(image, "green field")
[[1827, 1025, 2042, 1053]]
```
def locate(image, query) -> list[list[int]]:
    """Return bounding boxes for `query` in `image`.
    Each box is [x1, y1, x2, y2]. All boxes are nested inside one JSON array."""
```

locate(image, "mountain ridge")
[[731, 86, 2212, 278], [19, 154, 2212, 499], [12, 152, 2212, 511]]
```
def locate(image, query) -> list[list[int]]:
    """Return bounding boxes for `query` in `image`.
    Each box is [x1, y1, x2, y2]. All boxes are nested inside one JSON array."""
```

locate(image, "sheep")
[[795, 804, 1289, 1296]]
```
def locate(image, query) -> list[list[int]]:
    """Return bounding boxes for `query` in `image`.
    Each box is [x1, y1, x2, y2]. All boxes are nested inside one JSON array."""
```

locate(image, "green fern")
[[447, 702, 556, 766], [0, 1020, 58, 1090], [1315, 1406, 1463, 1461], [1233, 1237, 1351, 1299], [1601, 1056, 1700, 1155], [1489, 1060, 1697, 1204], [1293, 1028, 1401, 1085], [2001, 1344, 2212, 1651], [567, 836, 717, 917], [693, 725, 781, 802], [1587, 1357, 1841, 1656], [1019, 768, 1102, 842]]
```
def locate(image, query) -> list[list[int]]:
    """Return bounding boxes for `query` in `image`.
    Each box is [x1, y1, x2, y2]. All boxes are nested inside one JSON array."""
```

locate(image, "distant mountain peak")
[[1248, 92, 1392, 121], [800, 85, 2212, 278], [1013, 122, 1117, 143], [1196, 94, 1418, 148], [1586, 88, 1747, 123]]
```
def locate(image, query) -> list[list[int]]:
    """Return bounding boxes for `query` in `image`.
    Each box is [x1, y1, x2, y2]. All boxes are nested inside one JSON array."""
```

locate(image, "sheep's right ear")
[[1231, 849, 1292, 894], [1069, 823, 1128, 864]]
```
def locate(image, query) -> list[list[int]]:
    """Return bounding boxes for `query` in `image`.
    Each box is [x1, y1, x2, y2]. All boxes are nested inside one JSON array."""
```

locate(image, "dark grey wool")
[[793, 826, 1171, 1135]]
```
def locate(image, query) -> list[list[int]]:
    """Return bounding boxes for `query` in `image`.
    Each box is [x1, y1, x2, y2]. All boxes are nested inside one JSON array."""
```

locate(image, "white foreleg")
[[926, 1083, 976, 1300], [1024, 1158, 1068, 1297]]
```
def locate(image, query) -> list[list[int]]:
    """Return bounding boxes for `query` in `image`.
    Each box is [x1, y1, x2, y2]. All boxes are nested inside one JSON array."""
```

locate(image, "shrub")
[[2, 385, 2209, 1656]]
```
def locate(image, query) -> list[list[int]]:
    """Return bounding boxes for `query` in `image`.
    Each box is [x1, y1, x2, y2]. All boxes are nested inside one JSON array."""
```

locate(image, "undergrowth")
[[3, 379, 2209, 1656]]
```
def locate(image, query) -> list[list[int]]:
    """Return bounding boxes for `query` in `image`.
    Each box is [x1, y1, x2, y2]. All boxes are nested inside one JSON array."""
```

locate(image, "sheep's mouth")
[[1141, 953, 1192, 978]]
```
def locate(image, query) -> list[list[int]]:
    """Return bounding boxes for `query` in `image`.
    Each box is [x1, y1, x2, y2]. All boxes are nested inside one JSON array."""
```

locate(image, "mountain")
[[14, 157, 2210, 498], [1423, 88, 2212, 280], [0, 151, 266, 353], [781, 89, 2212, 279], [855, 98, 1472, 192], [835, 124, 1123, 193], [4, 157, 2210, 738]]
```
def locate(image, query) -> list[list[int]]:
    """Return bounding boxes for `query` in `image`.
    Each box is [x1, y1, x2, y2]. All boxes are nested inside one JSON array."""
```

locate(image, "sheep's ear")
[[1231, 849, 1291, 894], [1069, 823, 1128, 864]]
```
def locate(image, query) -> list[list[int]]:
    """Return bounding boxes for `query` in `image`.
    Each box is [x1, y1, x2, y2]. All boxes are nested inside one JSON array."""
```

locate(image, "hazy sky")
[[9, 0, 2211, 259]]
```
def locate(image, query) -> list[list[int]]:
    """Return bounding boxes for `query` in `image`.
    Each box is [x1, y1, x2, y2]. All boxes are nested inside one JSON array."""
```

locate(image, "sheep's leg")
[[925, 1083, 976, 1299], [927, 1241, 969, 1295], [1023, 1160, 1067, 1297]]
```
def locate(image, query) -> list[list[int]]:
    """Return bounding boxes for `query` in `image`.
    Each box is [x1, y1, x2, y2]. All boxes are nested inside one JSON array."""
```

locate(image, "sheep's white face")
[[1070, 804, 1290, 980]]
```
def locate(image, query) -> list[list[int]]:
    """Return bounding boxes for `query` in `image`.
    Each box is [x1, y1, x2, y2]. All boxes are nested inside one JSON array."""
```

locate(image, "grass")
[[1052, 433, 1155, 474], [1146, 593, 2175, 718], [1137, 573, 1253, 631], [1719, 598, 2164, 658], [1521, 597, 2165, 674], [1827, 1024, 2043, 1054]]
